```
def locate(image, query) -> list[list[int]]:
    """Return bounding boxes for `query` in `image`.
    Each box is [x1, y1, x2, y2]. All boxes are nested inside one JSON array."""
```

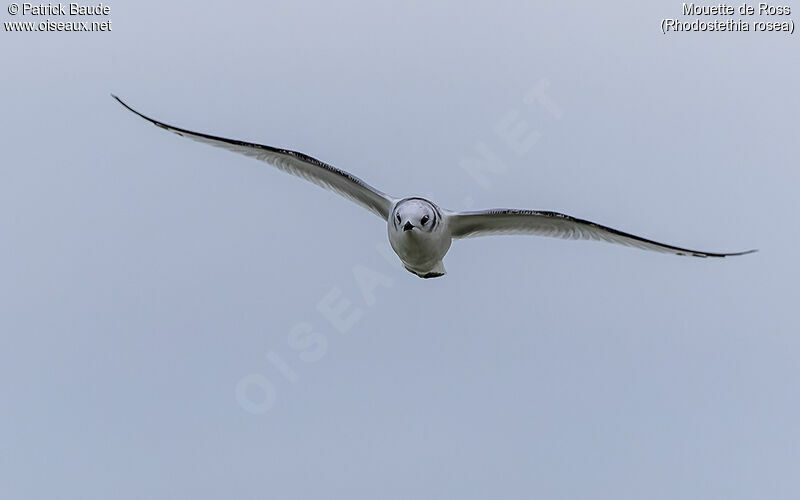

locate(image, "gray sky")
[[2, 1, 799, 498]]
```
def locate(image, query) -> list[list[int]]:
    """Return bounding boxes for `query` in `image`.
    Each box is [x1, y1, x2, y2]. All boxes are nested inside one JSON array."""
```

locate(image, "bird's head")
[[393, 198, 439, 234]]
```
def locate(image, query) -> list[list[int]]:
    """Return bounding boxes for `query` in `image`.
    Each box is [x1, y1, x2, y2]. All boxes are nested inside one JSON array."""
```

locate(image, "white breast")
[[387, 223, 452, 274]]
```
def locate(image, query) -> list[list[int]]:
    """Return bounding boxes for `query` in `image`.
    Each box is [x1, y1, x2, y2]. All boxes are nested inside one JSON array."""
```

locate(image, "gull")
[[112, 95, 756, 279]]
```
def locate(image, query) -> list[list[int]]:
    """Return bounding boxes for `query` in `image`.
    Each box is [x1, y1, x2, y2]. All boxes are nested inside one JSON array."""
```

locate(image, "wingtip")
[[110, 94, 127, 107], [110, 94, 153, 123], [724, 248, 758, 257], [110, 94, 129, 110]]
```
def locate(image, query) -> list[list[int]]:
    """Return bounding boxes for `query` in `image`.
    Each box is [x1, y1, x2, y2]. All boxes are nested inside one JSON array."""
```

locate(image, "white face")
[[393, 199, 438, 234]]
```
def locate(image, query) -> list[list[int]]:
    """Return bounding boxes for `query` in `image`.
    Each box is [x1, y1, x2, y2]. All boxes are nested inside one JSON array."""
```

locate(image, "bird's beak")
[[403, 221, 414, 232]]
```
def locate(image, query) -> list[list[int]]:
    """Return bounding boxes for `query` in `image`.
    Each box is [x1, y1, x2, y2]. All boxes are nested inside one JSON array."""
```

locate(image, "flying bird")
[[112, 95, 755, 278]]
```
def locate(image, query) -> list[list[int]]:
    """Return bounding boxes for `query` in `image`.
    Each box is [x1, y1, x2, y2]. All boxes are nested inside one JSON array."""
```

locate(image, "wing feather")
[[448, 209, 756, 258], [112, 95, 395, 219]]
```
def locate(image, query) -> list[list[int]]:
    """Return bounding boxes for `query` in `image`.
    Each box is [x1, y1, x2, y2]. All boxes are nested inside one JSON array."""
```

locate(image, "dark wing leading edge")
[[447, 209, 756, 258], [112, 95, 395, 220]]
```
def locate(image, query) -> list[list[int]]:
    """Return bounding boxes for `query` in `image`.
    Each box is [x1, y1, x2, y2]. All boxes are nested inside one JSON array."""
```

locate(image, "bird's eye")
[[421, 215, 429, 226], [396, 214, 401, 222]]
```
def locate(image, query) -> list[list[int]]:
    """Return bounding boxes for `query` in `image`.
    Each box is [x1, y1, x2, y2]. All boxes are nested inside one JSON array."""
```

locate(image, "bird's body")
[[388, 198, 451, 278], [113, 95, 755, 279]]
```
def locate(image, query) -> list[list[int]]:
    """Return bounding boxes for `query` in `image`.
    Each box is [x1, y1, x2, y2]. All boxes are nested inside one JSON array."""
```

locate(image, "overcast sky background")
[[2, 1, 799, 498]]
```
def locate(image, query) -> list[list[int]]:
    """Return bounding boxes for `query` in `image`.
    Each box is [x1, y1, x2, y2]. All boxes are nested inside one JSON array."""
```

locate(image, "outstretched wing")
[[447, 209, 756, 258], [112, 95, 395, 220]]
